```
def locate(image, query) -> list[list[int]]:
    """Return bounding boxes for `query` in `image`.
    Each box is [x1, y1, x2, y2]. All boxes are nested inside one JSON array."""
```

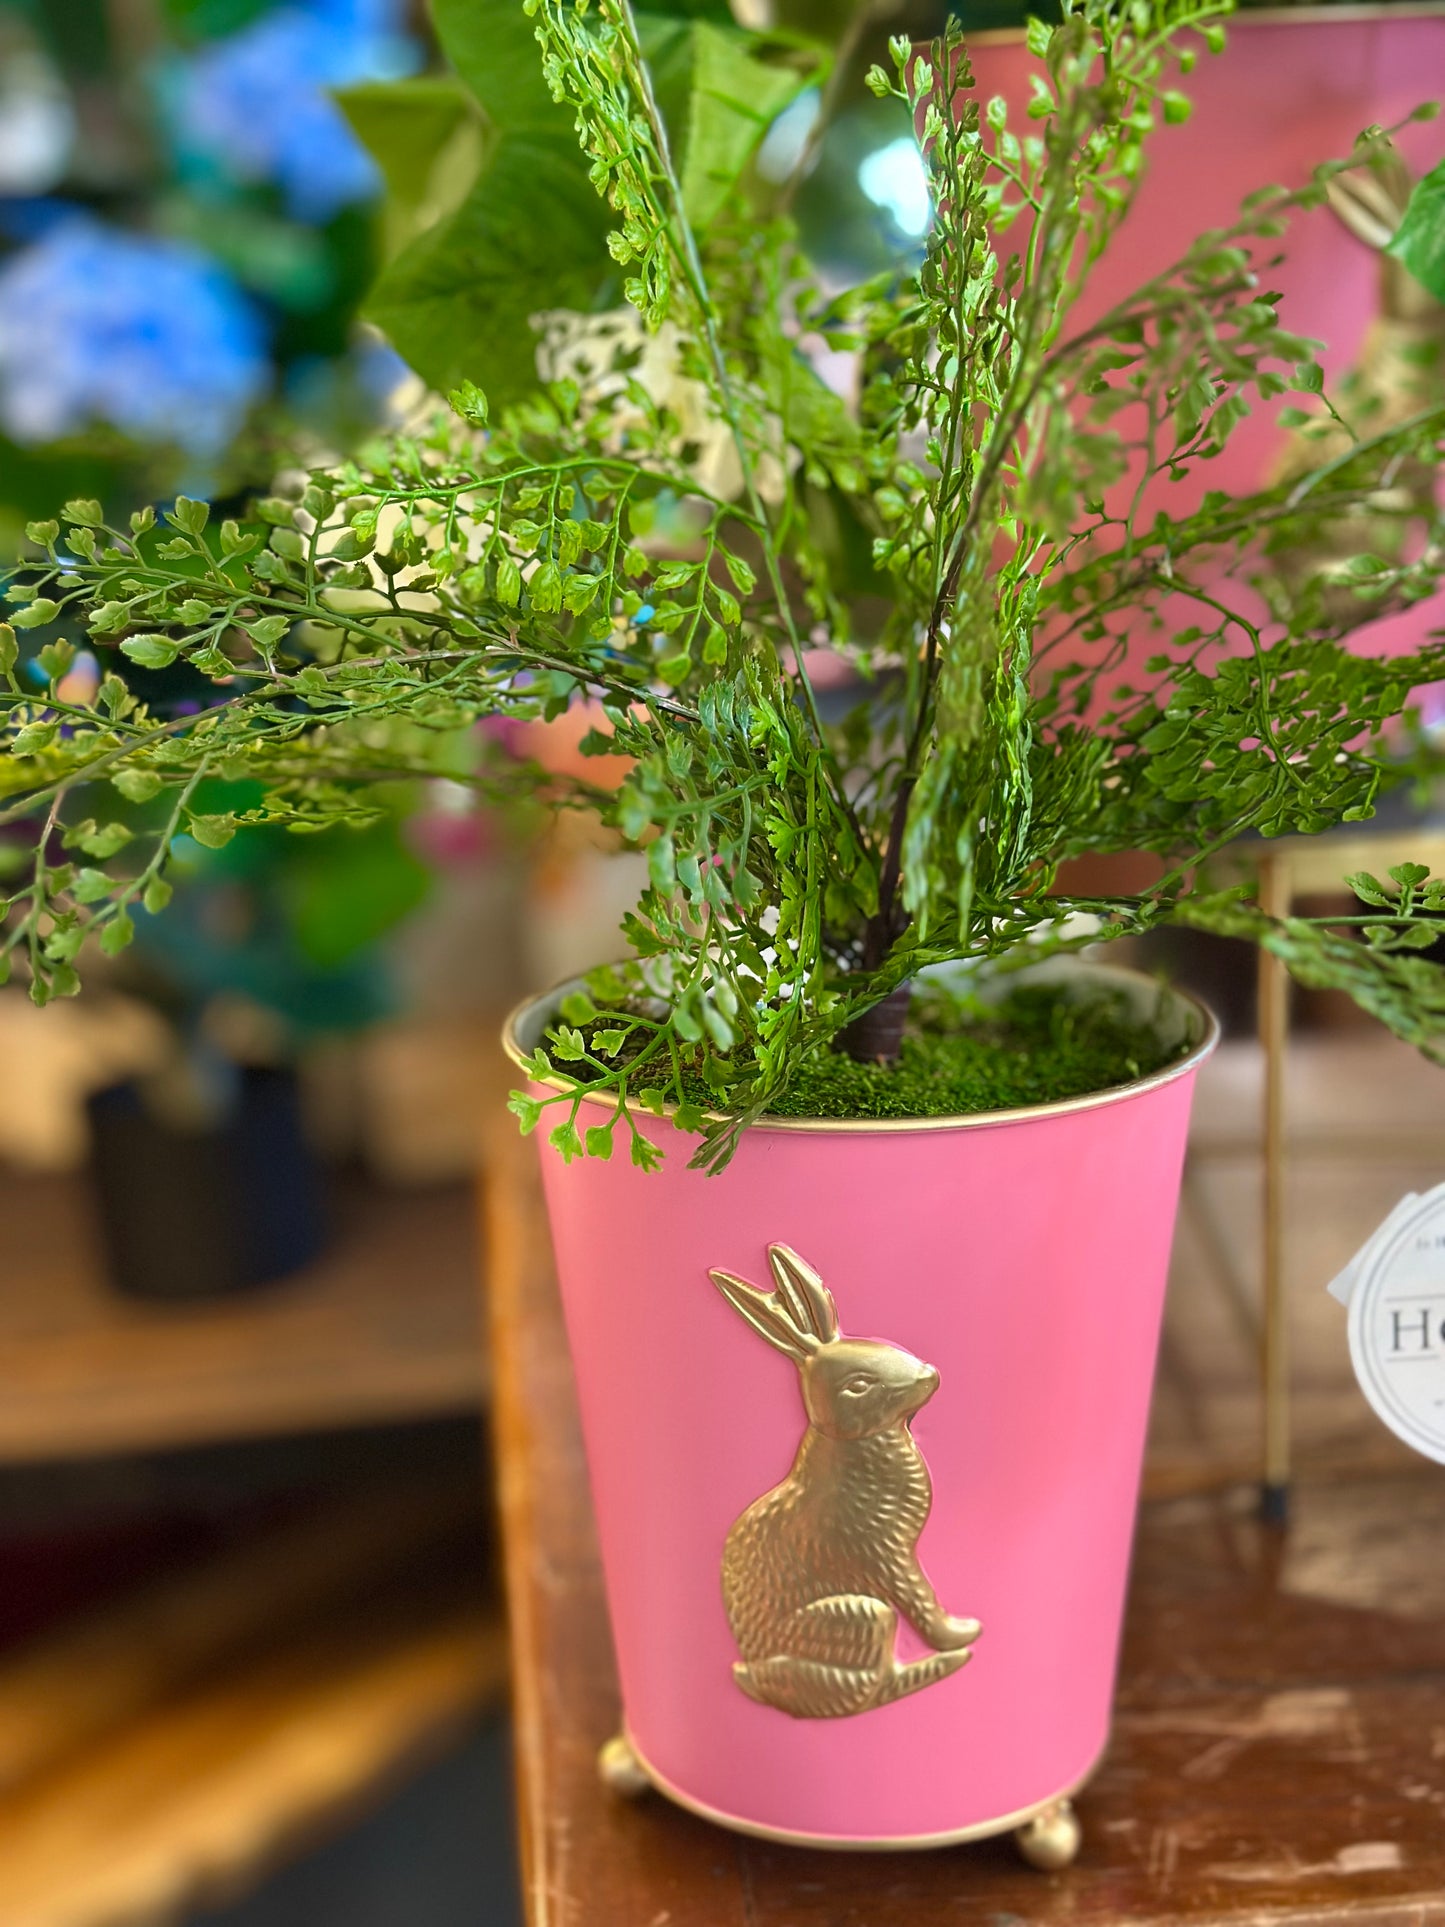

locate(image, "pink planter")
[[973, 8, 1445, 688], [506, 963, 1218, 1853], [972, 7, 1445, 506]]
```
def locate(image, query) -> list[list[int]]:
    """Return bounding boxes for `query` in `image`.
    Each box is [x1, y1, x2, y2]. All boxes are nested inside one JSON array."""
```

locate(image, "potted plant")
[[84, 806, 432, 1299], [3, 0, 1444, 1865]]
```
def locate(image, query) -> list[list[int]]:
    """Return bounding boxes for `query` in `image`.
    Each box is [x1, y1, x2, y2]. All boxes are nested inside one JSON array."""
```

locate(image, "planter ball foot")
[[598, 1734, 650, 1798], [1015, 1800, 1082, 1871]]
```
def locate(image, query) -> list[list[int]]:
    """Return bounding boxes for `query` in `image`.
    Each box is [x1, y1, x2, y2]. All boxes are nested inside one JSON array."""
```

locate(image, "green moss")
[[561, 979, 1190, 1125], [707, 981, 1186, 1121]]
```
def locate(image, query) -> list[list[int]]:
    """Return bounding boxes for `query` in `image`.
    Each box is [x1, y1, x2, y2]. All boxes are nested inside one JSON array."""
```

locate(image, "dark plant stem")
[[866, 775, 915, 962], [838, 758, 920, 1065], [837, 982, 913, 1064]]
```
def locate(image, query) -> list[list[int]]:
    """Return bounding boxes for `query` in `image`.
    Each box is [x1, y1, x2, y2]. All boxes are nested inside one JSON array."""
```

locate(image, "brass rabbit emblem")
[[709, 1245, 981, 1720]]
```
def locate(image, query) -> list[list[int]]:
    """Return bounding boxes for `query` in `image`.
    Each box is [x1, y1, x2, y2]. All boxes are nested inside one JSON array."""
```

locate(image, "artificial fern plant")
[[2, 0, 1444, 1172]]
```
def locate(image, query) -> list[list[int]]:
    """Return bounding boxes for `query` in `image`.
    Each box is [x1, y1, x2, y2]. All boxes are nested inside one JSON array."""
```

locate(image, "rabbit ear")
[[768, 1246, 838, 1346], [710, 1268, 816, 1362]]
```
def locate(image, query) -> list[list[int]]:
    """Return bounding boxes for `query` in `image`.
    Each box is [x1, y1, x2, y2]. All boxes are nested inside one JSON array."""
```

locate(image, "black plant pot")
[[86, 1065, 327, 1301]]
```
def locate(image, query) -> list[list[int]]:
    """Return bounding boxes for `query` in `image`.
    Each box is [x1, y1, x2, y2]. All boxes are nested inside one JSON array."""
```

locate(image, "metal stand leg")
[[1015, 1799, 1082, 1870], [1258, 854, 1291, 1527], [597, 1733, 649, 1797]]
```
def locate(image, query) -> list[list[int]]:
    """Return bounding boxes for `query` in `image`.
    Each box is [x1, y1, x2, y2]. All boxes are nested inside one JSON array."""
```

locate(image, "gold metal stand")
[[597, 1732, 1087, 1867], [1258, 853, 1292, 1525]]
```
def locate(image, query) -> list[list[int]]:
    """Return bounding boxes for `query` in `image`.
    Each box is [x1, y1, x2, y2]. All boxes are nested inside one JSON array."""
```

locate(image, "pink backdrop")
[[971, 11, 1445, 674]]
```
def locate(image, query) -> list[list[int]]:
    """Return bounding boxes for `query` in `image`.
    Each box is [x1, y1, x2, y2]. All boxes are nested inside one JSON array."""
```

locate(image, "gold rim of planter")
[[501, 960, 1221, 1136], [620, 1728, 1103, 1852]]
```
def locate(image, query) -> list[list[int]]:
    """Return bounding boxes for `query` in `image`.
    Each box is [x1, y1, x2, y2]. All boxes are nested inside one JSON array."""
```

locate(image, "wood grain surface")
[[0, 1173, 485, 1462], [485, 1099, 1445, 1927], [0, 1466, 507, 1927]]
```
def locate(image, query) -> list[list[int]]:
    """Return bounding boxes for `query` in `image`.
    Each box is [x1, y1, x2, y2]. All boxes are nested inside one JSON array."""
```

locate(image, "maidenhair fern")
[[3, 0, 1444, 1169]]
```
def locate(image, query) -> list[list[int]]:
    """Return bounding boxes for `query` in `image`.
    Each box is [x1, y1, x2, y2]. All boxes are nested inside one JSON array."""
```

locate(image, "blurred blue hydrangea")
[[0, 217, 269, 453], [169, 0, 418, 225]]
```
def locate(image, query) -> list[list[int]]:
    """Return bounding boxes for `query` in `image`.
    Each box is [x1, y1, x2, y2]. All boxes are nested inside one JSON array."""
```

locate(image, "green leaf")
[[10, 599, 58, 629], [62, 499, 104, 527], [169, 496, 210, 536], [45, 923, 84, 962], [1387, 157, 1445, 303], [550, 1024, 587, 1062], [508, 1091, 544, 1134], [143, 875, 173, 915], [25, 519, 59, 547], [367, 2, 769, 400], [674, 21, 823, 230], [1346, 870, 1391, 907], [450, 379, 490, 426], [71, 869, 113, 904], [188, 813, 237, 850], [432, 0, 571, 131], [648, 833, 676, 892], [74, 822, 132, 859], [120, 636, 181, 669], [36, 639, 76, 683], [365, 139, 613, 404], [530, 560, 563, 611], [99, 912, 135, 956], [269, 527, 305, 563], [584, 1122, 615, 1159], [361, 0, 626, 400], [630, 1133, 664, 1171], [337, 75, 486, 262], [113, 766, 163, 804], [327, 528, 373, 563], [722, 552, 756, 594]]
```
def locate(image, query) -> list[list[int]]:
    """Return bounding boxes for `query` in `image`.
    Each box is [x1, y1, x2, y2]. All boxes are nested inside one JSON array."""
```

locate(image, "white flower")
[[533, 307, 789, 506]]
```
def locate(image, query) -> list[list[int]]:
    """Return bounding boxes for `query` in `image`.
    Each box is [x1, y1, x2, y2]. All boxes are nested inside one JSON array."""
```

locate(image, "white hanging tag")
[[1330, 1182, 1445, 1466]]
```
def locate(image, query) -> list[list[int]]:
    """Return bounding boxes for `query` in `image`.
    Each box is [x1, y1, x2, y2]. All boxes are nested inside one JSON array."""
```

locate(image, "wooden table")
[[0, 1170, 485, 1462], [0, 1163, 501, 1926], [0, 1464, 507, 1927], [487, 1120, 1445, 1926]]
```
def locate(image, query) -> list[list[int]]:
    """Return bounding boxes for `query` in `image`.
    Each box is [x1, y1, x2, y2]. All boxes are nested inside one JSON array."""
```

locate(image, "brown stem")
[[837, 981, 913, 1064], [865, 773, 916, 967]]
